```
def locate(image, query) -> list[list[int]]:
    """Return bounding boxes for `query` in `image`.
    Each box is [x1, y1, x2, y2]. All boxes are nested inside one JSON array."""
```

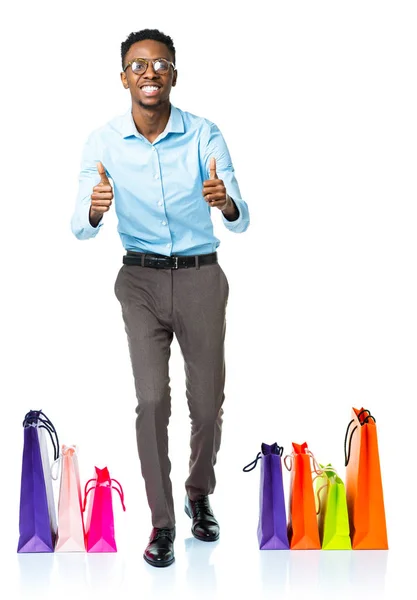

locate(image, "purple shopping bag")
[[17, 410, 60, 553], [243, 442, 289, 550]]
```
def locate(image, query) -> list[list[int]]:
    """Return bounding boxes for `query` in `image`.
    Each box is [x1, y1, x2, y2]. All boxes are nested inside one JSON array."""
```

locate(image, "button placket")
[[152, 146, 171, 252]]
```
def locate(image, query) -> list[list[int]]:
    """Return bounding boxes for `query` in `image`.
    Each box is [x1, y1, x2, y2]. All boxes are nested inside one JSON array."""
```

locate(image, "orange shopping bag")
[[344, 407, 388, 549], [285, 442, 321, 550]]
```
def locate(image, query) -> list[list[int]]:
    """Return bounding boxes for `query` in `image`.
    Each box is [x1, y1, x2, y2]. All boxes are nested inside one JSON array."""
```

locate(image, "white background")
[[1, 0, 416, 598]]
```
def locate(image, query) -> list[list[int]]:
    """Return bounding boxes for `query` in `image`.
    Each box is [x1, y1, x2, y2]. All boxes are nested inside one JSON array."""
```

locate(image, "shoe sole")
[[143, 554, 175, 568], [184, 505, 220, 542]]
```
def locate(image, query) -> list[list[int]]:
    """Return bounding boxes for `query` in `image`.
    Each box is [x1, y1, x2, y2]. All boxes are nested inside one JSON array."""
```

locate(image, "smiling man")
[[71, 29, 249, 567]]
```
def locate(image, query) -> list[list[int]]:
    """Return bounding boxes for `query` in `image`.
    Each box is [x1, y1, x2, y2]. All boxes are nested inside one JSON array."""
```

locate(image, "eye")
[[154, 59, 169, 73], [131, 60, 147, 74]]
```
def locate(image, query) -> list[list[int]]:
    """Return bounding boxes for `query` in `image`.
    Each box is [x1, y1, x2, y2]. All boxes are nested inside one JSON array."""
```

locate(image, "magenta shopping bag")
[[243, 442, 289, 549], [17, 410, 59, 553], [83, 466, 126, 552]]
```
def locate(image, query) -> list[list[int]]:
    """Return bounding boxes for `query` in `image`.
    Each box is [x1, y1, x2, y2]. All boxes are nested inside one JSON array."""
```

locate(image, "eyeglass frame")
[[123, 57, 176, 74]]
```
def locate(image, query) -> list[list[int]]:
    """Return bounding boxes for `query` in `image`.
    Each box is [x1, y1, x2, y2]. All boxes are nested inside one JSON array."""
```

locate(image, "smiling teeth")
[[142, 86, 159, 91]]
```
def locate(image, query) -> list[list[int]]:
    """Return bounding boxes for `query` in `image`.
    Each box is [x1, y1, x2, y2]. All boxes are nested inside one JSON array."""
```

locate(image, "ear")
[[120, 71, 129, 90], [172, 69, 178, 87]]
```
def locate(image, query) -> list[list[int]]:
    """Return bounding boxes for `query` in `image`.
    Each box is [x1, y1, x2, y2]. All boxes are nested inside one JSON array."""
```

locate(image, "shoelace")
[[344, 408, 376, 466], [154, 528, 174, 540], [193, 497, 212, 518]]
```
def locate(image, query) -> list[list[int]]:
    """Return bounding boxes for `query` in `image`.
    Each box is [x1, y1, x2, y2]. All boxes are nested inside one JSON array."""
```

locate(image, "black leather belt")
[[123, 251, 218, 269]]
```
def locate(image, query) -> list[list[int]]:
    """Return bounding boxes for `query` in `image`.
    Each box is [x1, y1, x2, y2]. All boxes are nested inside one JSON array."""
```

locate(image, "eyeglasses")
[[123, 57, 176, 75]]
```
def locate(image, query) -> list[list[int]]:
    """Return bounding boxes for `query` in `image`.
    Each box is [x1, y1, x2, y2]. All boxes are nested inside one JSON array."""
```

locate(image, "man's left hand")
[[202, 157, 233, 212]]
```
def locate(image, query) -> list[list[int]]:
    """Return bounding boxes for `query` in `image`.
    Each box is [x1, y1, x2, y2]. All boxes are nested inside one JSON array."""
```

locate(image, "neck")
[[131, 100, 171, 142]]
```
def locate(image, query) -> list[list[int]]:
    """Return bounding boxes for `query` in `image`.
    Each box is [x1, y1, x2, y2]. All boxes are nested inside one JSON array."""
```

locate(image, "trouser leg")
[[114, 266, 175, 528], [172, 263, 229, 500]]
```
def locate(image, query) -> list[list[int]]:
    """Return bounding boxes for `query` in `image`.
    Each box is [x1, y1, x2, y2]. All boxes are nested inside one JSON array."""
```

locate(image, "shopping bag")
[[285, 442, 321, 550], [315, 464, 351, 550], [83, 466, 126, 553], [55, 445, 86, 552], [39, 426, 58, 541], [344, 407, 388, 549], [243, 442, 289, 549], [17, 410, 60, 552]]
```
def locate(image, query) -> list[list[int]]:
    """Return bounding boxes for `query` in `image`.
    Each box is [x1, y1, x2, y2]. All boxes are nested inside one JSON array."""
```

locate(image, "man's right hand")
[[89, 162, 113, 227]]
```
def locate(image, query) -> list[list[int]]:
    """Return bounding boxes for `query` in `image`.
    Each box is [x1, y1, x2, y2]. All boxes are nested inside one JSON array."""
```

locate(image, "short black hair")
[[121, 29, 176, 68]]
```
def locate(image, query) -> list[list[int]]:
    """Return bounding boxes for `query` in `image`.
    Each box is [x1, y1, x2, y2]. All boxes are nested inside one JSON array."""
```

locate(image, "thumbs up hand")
[[89, 162, 114, 226], [202, 157, 233, 212]]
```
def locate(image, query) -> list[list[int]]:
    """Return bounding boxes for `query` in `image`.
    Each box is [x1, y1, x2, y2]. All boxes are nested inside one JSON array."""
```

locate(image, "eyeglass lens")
[[132, 59, 170, 74]]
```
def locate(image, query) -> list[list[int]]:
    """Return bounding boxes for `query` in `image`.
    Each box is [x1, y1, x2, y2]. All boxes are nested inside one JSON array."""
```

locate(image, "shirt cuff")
[[72, 200, 104, 240], [221, 198, 248, 233]]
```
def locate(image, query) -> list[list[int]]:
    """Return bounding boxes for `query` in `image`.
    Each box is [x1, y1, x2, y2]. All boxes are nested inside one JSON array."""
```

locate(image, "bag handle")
[[242, 443, 284, 472], [312, 464, 338, 514], [23, 410, 60, 461], [111, 478, 126, 511], [82, 478, 97, 512], [51, 456, 61, 481], [315, 480, 329, 515], [307, 449, 324, 476], [344, 408, 376, 466], [82, 477, 127, 512], [284, 447, 324, 476], [242, 452, 262, 472], [50, 445, 77, 481]]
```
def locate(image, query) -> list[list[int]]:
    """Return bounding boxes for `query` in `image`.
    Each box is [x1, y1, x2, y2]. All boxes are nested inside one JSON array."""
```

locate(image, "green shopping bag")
[[315, 464, 351, 550]]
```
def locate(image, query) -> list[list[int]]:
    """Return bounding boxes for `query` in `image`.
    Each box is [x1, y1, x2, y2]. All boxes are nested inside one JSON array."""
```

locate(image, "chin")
[[137, 97, 166, 109]]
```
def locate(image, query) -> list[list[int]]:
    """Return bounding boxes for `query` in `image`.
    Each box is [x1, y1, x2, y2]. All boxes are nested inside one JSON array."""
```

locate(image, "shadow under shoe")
[[184, 495, 220, 542], [144, 527, 175, 567]]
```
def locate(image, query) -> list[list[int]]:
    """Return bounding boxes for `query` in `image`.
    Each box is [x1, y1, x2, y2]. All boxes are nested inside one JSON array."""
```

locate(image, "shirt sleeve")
[[202, 122, 250, 233], [71, 132, 105, 240]]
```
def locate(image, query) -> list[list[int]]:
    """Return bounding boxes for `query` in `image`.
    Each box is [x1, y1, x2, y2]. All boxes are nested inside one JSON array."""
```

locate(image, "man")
[[71, 29, 249, 567]]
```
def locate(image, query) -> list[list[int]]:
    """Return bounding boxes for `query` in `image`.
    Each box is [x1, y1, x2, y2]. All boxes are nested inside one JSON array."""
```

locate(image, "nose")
[[142, 62, 158, 78]]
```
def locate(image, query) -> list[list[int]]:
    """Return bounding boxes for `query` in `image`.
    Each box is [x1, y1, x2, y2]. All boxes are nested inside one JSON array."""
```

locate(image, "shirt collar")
[[120, 104, 184, 139]]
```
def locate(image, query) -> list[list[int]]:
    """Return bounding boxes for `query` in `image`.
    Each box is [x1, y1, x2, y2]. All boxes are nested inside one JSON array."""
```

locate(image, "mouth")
[[140, 85, 161, 97]]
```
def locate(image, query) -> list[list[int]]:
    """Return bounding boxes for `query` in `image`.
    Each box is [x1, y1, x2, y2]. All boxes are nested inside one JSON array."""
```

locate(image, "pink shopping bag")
[[82, 466, 126, 553], [55, 445, 85, 552]]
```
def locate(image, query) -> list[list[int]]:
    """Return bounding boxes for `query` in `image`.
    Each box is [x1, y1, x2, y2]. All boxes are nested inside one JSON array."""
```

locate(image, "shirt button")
[[152, 147, 156, 151], [158, 201, 163, 206], [154, 174, 160, 179], [166, 243, 170, 248], [161, 221, 167, 226]]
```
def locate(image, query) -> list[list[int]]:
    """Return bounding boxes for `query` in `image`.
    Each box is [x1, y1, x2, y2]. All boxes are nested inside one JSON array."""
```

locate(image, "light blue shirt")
[[71, 105, 250, 255]]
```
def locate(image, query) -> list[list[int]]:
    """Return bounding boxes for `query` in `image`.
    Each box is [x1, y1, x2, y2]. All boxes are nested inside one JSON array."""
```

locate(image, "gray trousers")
[[114, 259, 229, 529]]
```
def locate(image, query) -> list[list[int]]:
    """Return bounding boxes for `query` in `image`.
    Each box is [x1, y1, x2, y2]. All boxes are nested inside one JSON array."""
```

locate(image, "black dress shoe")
[[184, 495, 220, 542], [143, 527, 175, 567]]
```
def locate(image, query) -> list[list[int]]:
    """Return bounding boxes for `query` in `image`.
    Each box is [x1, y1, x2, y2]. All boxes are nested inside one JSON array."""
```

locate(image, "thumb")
[[209, 157, 217, 180], [97, 162, 110, 184]]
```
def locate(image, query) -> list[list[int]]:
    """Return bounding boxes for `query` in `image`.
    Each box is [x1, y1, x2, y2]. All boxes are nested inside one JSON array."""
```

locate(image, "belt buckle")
[[172, 256, 179, 269]]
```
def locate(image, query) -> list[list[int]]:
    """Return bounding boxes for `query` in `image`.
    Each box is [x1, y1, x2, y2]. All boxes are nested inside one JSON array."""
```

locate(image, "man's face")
[[121, 40, 177, 108]]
